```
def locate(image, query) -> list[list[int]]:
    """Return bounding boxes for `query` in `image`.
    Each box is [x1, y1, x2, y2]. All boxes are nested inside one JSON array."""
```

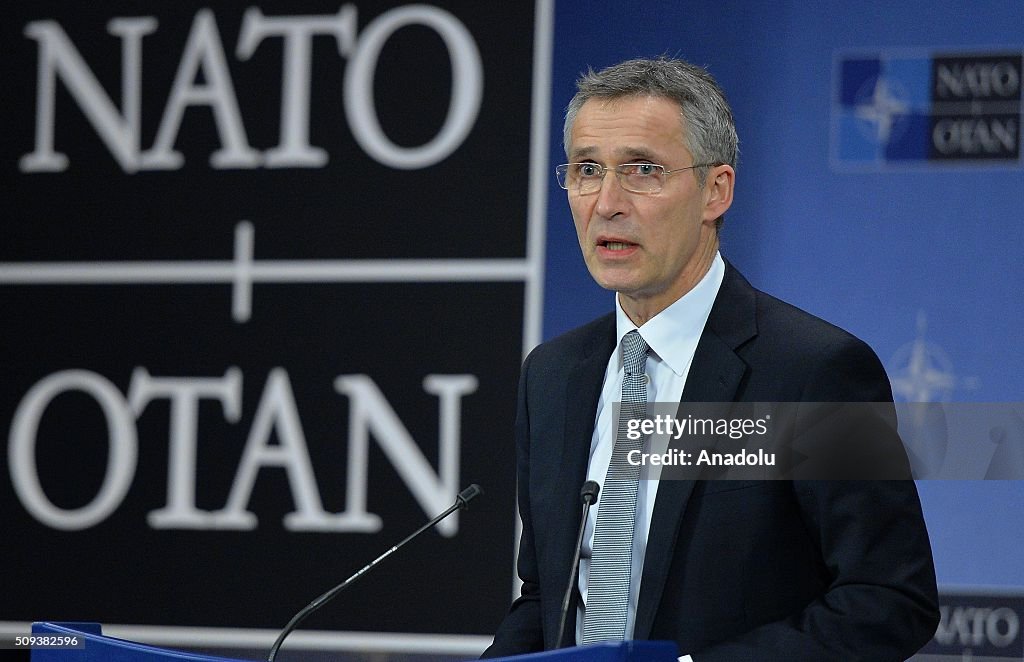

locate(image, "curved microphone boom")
[[555, 480, 600, 648], [267, 484, 484, 662]]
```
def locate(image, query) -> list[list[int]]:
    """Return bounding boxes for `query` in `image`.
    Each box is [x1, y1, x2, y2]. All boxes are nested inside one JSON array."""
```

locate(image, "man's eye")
[[578, 164, 601, 177], [618, 163, 659, 177]]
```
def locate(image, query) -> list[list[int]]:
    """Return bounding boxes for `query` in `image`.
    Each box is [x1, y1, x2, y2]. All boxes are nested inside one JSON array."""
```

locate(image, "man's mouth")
[[599, 240, 637, 251]]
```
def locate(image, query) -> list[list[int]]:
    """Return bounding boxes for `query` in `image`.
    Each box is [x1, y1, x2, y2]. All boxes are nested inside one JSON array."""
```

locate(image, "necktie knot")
[[622, 331, 649, 376]]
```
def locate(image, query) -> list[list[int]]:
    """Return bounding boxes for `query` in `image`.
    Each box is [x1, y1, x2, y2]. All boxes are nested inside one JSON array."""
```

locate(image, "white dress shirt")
[[576, 252, 725, 657]]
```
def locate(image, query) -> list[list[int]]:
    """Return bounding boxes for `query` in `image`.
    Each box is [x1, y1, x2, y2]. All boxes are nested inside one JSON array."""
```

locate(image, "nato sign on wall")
[[2, 0, 537, 641], [832, 49, 1022, 167]]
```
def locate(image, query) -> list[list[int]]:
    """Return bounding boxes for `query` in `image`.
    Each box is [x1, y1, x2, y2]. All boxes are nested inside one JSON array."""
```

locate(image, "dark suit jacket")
[[483, 264, 939, 661]]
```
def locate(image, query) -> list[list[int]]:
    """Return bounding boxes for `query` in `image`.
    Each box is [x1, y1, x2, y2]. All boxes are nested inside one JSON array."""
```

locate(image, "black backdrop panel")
[[2, 0, 532, 262], [2, 0, 535, 638]]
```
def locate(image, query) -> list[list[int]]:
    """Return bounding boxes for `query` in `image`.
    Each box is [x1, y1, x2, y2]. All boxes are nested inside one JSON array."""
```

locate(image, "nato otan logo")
[[832, 50, 1022, 167]]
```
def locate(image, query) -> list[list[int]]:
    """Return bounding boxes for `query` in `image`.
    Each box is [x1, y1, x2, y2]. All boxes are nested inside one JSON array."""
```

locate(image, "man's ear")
[[702, 164, 735, 223]]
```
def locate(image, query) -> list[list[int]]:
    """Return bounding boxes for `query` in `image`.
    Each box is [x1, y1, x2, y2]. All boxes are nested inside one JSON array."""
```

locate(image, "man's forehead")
[[569, 95, 688, 162]]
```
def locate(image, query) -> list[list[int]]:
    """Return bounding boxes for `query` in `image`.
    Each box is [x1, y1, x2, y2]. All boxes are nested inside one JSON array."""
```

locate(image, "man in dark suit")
[[483, 58, 939, 660]]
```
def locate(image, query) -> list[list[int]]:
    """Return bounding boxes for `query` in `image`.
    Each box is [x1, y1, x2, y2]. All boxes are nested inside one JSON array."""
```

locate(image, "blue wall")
[[544, 0, 1024, 587]]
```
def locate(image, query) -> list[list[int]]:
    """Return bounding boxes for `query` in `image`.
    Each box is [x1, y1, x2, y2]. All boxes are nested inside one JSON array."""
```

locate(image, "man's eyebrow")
[[614, 146, 660, 162], [569, 146, 597, 161]]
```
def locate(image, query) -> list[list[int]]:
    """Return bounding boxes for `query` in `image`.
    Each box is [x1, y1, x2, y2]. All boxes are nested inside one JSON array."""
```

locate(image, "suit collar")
[[702, 259, 758, 353]]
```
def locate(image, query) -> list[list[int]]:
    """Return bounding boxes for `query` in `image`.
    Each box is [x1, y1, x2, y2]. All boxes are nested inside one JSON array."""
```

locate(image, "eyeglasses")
[[554, 162, 715, 194]]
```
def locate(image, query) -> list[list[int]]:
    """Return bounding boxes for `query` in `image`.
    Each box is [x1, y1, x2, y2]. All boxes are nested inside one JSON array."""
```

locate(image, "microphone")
[[555, 480, 600, 648], [267, 484, 484, 662]]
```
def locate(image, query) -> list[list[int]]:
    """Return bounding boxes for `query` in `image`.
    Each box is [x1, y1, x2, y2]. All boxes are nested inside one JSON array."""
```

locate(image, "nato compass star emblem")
[[853, 77, 910, 145], [890, 311, 960, 403], [890, 311, 982, 478], [833, 52, 932, 166]]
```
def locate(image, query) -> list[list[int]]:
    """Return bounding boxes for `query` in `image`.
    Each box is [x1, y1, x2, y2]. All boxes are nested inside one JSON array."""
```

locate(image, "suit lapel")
[[561, 315, 616, 483], [547, 316, 615, 647], [633, 263, 757, 640]]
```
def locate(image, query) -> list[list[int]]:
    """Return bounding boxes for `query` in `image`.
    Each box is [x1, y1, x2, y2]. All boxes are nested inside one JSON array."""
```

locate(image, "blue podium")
[[31, 622, 679, 662]]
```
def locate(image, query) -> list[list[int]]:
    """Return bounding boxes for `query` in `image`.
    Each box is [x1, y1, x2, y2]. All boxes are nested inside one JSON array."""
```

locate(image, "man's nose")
[[594, 171, 628, 219]]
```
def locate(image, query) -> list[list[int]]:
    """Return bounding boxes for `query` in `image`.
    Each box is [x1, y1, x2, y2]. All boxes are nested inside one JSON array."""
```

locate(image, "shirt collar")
[[614, 252, 725, 376]]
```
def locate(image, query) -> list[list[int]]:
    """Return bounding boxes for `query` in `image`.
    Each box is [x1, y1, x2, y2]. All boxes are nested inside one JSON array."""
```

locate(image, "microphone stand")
[[555, 481, 600, 648], [267, 484, 484, 662]]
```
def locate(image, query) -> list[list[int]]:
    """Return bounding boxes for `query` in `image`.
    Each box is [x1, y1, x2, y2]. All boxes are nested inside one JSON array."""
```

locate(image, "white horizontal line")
[[2, 222, 532, 322], [0, 259, 531, 284], [1, 622, 491, 655]]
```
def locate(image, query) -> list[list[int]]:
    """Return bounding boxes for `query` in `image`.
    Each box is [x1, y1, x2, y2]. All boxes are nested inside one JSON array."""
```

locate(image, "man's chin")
[[585, 261, 642, 289], [592, 275, 645, 297]]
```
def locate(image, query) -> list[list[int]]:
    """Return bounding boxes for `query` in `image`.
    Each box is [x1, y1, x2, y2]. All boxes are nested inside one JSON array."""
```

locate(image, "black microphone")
[[267, 484, 484, 662], [555, 480, 600, 648]]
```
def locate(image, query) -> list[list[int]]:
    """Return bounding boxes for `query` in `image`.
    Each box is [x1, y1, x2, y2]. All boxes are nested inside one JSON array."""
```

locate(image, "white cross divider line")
[[0, 221, 534, 322], [0, 259, 534, 281]]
